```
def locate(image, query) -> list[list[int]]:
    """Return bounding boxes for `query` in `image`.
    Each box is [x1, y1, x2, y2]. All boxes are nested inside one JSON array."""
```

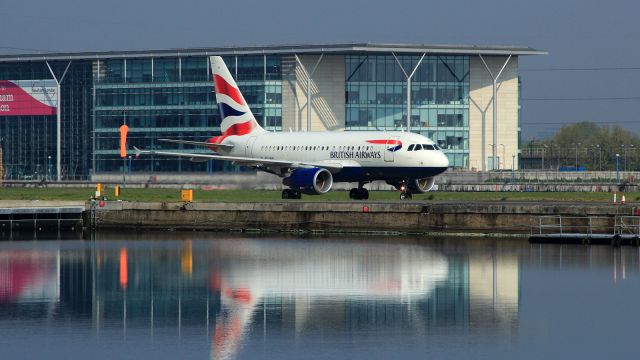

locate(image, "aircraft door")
[[245, 136, 257, 157], [384, 136, 400, 162]]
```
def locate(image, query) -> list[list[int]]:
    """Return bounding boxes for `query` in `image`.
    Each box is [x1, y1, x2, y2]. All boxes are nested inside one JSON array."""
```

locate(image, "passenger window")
[[414, 144, 422, 151], [407, 144, 415, 151]]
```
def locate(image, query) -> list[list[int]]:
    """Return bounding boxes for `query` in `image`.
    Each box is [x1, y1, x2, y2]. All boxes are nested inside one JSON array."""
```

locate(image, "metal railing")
[[0, 207, 84, 239], [615, 216, 640, 237], [532, 215, 613, 236]]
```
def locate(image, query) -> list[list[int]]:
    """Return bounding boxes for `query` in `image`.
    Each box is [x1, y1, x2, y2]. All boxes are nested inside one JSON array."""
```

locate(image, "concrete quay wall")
[[88, 201, 639, 234]]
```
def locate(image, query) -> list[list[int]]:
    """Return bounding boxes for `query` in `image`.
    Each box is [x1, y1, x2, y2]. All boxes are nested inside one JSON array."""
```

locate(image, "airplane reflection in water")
[[0, 237, 521, 360]]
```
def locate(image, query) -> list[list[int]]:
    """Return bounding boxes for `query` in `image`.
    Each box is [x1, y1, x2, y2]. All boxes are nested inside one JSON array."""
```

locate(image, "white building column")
[[479, 54, 511, 172], [295, 54, 324, 131], [393, 53, 425, 132], [46, 60, 72, 181]]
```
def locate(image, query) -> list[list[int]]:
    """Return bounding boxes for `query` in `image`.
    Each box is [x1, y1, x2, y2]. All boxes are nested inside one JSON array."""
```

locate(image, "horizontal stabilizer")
[[158, 138, 234, 150]]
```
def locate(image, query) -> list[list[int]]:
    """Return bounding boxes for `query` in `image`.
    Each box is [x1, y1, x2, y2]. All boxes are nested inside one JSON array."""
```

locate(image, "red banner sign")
[[0, 80, 57, 116]]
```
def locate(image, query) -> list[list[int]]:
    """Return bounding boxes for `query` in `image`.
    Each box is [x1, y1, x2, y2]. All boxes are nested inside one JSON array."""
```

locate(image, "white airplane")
[[136, 56, 449, 200]]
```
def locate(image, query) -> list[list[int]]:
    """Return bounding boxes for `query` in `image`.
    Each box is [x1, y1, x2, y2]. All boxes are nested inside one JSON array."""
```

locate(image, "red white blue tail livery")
[[210, 56, 265, 140]]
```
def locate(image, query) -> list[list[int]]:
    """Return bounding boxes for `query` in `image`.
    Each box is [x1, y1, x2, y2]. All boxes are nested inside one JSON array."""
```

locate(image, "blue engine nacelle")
[[283, 168, 333, 195]]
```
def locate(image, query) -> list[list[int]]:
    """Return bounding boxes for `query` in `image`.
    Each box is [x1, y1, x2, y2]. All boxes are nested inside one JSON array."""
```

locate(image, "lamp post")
[[499, 144, 505, 170], [511, 154, 515, 182], [631, 144, 635, 171], [542, 144, 547, 170], [574, 143, 581, 169], [488, 144, 496, 171], [595, 144, 601, 171], [616, 153, 620, 183], [47, 155, 52, 181], [621, 144, 626, 172]]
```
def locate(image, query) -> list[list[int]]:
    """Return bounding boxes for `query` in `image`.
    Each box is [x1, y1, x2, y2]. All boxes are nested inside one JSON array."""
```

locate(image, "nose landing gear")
[[398, 181, 412, 200], [399, 191, 412, 200]]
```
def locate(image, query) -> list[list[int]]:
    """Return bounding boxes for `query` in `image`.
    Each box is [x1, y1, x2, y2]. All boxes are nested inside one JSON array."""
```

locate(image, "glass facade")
[[345, 55, 470, 168], [94, 55, 282, 173], [0, 49, 516, 179], [0, 61, 93, 180]]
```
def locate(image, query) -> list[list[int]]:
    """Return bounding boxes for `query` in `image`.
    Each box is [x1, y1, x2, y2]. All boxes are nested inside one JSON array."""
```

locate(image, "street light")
[[621, 144, 626, 172], [574, 143, 581, 169], [47, 155, 52, 181], [616, 153, 620, 183], [595, 144, 601, 171], [488, 144, 496, 171], [499, 144, 505, 170], [542, 144, 547, 170]]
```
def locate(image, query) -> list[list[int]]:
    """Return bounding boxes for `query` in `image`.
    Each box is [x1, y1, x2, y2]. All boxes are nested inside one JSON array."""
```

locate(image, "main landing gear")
[[282, 189, 302, 199], [349, 184, 369, 200]]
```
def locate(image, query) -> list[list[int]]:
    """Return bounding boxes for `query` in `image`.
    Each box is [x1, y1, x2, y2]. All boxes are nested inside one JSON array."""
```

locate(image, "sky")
[[1, 0, 640, 139]]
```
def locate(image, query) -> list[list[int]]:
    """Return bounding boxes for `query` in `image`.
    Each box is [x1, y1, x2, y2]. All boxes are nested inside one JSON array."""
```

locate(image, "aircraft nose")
[[438, 152, 449, 168]]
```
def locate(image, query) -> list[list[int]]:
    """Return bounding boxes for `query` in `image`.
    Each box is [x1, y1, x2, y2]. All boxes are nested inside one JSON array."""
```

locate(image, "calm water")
[[1, 232, 639, 360]]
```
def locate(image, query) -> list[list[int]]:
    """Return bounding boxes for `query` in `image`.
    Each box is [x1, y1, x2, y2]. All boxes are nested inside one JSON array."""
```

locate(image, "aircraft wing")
[[134, 147, 344, 172], [157, 138, 235, 151]]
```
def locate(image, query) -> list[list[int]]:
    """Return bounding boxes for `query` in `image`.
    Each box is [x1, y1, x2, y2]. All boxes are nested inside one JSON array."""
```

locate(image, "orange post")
[[119, 247, 128, 290], [613, 191, 617, 205], [119, 124, 129, 158], [622, 192, 626, 205]]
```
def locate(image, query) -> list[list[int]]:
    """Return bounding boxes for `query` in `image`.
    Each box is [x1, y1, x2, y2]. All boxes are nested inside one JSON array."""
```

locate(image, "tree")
[[523, 122, 640, 171]]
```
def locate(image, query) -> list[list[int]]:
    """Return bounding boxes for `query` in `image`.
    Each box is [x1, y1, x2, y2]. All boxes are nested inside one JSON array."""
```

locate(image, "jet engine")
[[283, 168, 333, 195], [408, 177, 436, 193]]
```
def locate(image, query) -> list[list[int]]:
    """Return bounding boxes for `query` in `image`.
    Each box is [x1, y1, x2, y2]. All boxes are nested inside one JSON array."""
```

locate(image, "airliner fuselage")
[[216, 130, 449, 182]]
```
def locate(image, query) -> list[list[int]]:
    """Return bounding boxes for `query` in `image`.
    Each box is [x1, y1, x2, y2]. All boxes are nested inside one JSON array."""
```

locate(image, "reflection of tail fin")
[[209, 56, 265, 138], [211, 287, 259, 360]]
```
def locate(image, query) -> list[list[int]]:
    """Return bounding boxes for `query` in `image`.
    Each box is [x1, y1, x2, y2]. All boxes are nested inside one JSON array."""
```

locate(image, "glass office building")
[[345, 55, 469, 167], [93, 55, 282, 174], [0, 44, 544, 180]]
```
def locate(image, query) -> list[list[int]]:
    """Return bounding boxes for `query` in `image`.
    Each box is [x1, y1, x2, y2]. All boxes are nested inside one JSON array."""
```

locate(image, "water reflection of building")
[[0, 238, 521, 359], [469, 254, 519, 329], [0, 250, 59, 303]]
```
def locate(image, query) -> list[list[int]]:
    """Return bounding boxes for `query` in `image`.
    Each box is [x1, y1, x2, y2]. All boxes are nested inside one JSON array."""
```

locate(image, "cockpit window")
[[407, 144, 415, 151], [414, 144, 422, 151], [433, 144, 441, 150], [423, 144, 435, 150]]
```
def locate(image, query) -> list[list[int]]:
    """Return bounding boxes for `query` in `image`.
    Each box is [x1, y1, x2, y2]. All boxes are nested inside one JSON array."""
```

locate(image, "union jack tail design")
[[208, 56, 265, 145]]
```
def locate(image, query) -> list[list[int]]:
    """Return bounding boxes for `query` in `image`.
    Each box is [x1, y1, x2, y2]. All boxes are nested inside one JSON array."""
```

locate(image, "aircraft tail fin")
[[209, 56, 265, 139]]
